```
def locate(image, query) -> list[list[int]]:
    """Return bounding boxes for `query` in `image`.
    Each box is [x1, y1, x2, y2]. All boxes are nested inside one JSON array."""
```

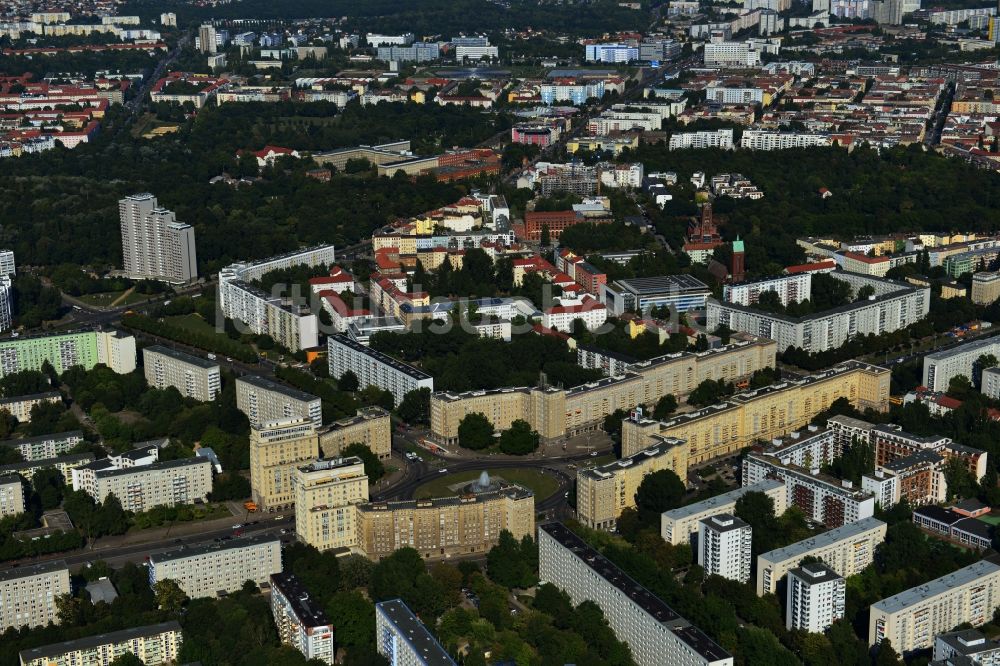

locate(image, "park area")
[[414, 468, 560, 503]]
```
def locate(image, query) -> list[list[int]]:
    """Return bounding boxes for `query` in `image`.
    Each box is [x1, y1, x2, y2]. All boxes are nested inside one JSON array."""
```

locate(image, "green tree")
[[326, 591, 376, 651], [857, 284, 876, 300], [458, 412, 494, 450], [31, 467, 65, 510], [396, 387, 431, 424], [948, 374, 974, 399], [342, 442, 385, 482], [109, 653, 145, 666], [486, 531, 538, 589], [653, 394, 677, 420], [634, 470, 686, 520], [943, 457, 979, 500], [734, 491, 780, 556], [540, 224, 551, 247], [153, 578, 188, 613], [498, 419, 540, 455], [874, 639, 903, 666], [338, 371, 360, 392]]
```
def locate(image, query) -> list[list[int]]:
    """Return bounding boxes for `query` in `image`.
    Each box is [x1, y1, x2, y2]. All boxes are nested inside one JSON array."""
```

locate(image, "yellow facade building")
[[576, 437, 689, 530], [430, 339, 778, 446], [319, 407, 392, 460], [249, 418, 320, 512], [623, 361, 890, 464], [293, 457, 370, 552], [356, 486, 535, 560]]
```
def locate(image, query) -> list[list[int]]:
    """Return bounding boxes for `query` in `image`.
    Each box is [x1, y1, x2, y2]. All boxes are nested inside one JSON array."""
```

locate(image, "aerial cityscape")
[[3, 0, 1000, 664]]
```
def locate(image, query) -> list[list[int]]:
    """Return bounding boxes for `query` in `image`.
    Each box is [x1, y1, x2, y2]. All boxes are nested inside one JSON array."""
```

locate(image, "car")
[[232, 524, 242, 529], [226, 357, 233, 362], [439, 468, 448, 473], [590, 451, 598, 457], [275, 515, 285, 521], [280, 528, 289, 534]]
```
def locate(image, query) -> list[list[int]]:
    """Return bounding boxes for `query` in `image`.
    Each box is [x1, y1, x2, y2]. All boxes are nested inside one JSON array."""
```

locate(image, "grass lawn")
[[979, 514, 1000, 526], [414, 468, 560, 503], [165, 313, 220, 336], [579, 454, 616, 468], [77, 291, 126, 306]]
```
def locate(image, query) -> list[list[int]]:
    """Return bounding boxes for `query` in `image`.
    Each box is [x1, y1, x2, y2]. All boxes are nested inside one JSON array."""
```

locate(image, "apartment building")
[[0, 431, 83, 461], [328, 335, 434, 406], [576, 438, 689, 530], [662, 480, 787, 545], [72, 451, 212, 513], [236, 375, 322, 428], [0, 329, 136, 377], [698, 513, 752, 583], [723, 273, 811, 307], [627, 361, 890, 465], [293, 457, 369, 552], [431, 338, 777, 447], [584, 43, 638, 63], [0, 561, 70, 631], [18, 621, 182, 666], [318, 406, 391, 460], [218, 245, 336, 352], [358, 486, 534, 560], [148, 535, 282, 599], [740, 130, 832, 150], [250, 418, 320, 513], [755, 517, 886, 596], [703, 41, 768, 68], [786, 563, 846, 633], [270, 573, 334, 664], [0, 392, 62, 423], [0, 452, 95, 483], [0, 473, 23, 517], [933, 629, 1000, 665], [539, 523, 733, 666], [708, 273, 930, 354], [924, 336, 1000, 392], [668, 129, 735, 150], [375, 599, 457, 666], [743, 453, 876, 528], [971, 272, 1000, 305], [869, 560, 1000, 653], [142, 345, 221, 401], [119, 194, 197, 284], [0, 275, 11, 333]]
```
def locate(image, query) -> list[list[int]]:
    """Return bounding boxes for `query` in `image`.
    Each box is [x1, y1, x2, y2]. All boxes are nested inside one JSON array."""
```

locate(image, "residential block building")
[[0, 392, 62, 423], [755, 517, 886, 596], [293, 457, 369, 552], [0, 431, 83, 461], [147, 535, 282, 599], [662, 480, 787, 545], [971, 272, 1000, 305], [743, 453, 876, 527], [933, 629, 1000, 665], [218, 245, 336, 351], [576, 438, 689, 530], [250, 418, 320, 513], [119, 193, 197, 283], [0, 452, 95, 483], [786, 563, 846, 633], [318, 406, 392, 460], [431, 338, 778, 448], [627, 361, 890, 466], [539, 522, 733, 666], [668, 129, 735, 150], [357, 486, 534, 560], [0, 472, 23, 516], [142, 345, 221, 402], [270, 573, 334, 664], [869, 560, 1000, 653], [236, 375, 322, 428], [18, 621, 182, 666], [328, 334, 434, 406], [708, 272, 930, 354], [698, 513, 752, 583], [740, 131, 832, 150], [723, 273, 812, 307], [71, 447, 212, 513], [0, 329, 136, 377], [923, 336, 1000, 392], [375, 599, 457, 666], [0, 561, 70, 631]]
